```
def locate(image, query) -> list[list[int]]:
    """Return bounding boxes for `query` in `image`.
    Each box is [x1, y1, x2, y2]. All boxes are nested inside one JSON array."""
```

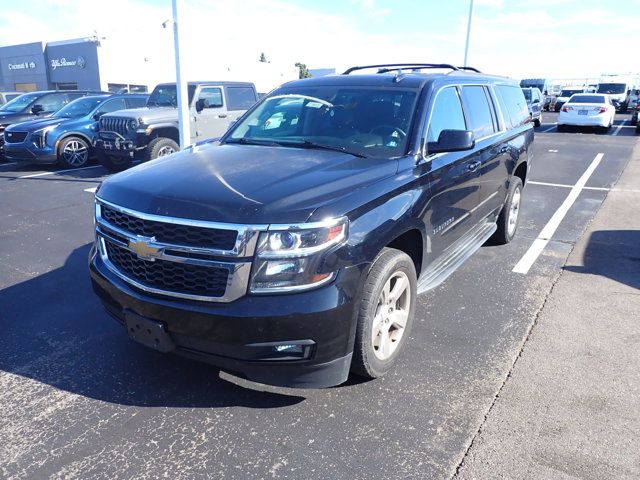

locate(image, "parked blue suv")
[[4, 94, 148, 168]]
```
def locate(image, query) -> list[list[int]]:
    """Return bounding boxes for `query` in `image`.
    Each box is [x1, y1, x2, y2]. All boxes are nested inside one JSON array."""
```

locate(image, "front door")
[[192, 86, 229, 141], [423, 86, 482, 258]]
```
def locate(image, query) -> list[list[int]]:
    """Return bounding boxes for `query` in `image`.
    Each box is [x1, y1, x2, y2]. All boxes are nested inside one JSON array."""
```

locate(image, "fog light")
[[246, 339, 315, 361]]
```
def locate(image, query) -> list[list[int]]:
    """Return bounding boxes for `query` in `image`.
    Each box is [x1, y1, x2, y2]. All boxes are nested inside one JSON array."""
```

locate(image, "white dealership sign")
[[50, 56, 86, 70], [8, 61, 36, 70]]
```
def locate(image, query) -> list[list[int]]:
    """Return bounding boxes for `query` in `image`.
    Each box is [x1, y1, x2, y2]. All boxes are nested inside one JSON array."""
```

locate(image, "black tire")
[[557, 124, 565, 132], [533, 117, 541, 127], [351, 248, 417, 379], [491, 177, 523, 245], [635, 124, 640, 134], [57, 136, 91, 168], [144, 137, 179, 162], [97, 151, 132, 172]]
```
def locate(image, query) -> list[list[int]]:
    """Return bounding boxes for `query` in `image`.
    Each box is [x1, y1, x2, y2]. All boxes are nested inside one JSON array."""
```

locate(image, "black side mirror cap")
[[93, 112, 102, 121], [195, 99, 207, 112], [31, 104, 44, 114], [426, 129, 475, 155]]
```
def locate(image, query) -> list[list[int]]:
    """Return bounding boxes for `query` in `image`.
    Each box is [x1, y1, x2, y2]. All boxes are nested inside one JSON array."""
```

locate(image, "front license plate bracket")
[[124, 311, 175, 353]]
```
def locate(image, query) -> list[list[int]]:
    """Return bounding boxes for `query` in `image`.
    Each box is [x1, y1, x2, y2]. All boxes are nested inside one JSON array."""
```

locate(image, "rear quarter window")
[[226, 86, 257, 111], [495, 85, 529, 128]]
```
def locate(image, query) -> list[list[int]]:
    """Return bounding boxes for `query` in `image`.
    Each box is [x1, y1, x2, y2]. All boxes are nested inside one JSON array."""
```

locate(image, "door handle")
[[500, 146, 509, 154], [218, 114, 228, 118], [468, 161, 481, 172]]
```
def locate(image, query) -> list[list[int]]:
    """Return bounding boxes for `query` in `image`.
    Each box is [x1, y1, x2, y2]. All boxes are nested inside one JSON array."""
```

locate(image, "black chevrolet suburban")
[[89, 64, 533, 388]]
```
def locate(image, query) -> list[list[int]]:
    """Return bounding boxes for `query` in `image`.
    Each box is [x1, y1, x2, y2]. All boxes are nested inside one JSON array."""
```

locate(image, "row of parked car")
[[0, 81, 259, 169], [520, 85, 640, 133]]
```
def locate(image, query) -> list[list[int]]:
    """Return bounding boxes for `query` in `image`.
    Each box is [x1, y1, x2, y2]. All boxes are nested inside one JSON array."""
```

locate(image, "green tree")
[[259, 52, 268, 63], [295, 62, 312, 79]]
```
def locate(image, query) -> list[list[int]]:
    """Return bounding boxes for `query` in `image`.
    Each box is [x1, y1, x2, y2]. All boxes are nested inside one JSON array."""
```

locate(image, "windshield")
[[597, 83, 626, 94], [147, 85, 197, 107], [0, 92, 39, 113], [226, 87, 418, 159], [569, 95, 605, 104], [560, 89, 582, 97], [521, 89, 532, 101], [55, 96, 106, 118]]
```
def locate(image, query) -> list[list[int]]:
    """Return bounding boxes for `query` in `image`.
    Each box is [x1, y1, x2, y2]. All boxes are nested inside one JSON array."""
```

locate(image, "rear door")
[[459, 85, 508, 221], [225, 85, 257, 123], [423, 85, 482, 257], [192, 85, 228, 141]]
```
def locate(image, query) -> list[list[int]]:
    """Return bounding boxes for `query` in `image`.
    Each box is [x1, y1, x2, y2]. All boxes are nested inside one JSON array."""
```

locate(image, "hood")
[[0, 111, 39, 126], [103, 106, 176, 124], [97, 143, 398, 224], [5, 116, 67, 132]]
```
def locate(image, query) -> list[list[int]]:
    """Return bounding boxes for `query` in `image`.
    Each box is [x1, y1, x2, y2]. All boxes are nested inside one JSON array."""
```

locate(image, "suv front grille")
[[100, 117, 131, 137], [4, 131, 28, 143], [104, 240, 229, 297], [101, 204, 238, 250]]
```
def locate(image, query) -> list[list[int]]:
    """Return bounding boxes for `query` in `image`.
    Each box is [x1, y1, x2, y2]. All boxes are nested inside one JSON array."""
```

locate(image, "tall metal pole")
[[463, 0, 474, 67], [172, 0, 190, 149]]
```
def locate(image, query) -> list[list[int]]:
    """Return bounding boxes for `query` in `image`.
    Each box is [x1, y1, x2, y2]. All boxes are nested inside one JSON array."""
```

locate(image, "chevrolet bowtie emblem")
[[128, 236, 160, 260]]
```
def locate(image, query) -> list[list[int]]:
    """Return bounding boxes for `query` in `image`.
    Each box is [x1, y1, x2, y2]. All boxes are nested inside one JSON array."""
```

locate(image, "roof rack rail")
[[342, 63, 459, 75], [457, 66, 482, 73]]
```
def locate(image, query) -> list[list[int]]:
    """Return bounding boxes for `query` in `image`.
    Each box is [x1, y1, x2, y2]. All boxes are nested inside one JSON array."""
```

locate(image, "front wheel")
[[491, 176, 523, 245], [57, 136, 90, 168], [533, 116, 541, 127], [351, 248, 417, 380], [144, 137, 179, 162]]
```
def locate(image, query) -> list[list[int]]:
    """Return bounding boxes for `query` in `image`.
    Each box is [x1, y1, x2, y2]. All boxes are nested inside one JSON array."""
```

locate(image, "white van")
[[596, 78, 634, 111]]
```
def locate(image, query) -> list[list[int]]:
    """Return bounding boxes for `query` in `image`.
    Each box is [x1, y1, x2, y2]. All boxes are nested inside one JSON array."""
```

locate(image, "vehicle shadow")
[[0, 244, 305, 408], [564, 230, 640, 289]]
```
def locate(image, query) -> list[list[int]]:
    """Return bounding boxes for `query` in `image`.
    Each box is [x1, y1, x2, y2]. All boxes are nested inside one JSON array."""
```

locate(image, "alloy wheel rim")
[[157, 146, 176, 157], [63, 140, 88, 166], [508, 187, 521, 237], [372, 271, 410, 361]]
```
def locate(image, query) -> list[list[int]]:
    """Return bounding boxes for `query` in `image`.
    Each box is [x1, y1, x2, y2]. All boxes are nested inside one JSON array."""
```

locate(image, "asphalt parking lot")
[[0, 112, 637, 479]]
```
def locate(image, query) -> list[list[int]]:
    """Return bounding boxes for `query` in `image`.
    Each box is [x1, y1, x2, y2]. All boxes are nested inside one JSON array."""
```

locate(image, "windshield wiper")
[[224, 138, 284, 147], [282, 140, 368, 158]]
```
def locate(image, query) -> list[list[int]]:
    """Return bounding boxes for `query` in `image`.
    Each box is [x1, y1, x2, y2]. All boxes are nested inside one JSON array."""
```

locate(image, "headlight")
[[33, 125, 57, 148], [128, 119, 138, 130], [249, 218, 348, 293]]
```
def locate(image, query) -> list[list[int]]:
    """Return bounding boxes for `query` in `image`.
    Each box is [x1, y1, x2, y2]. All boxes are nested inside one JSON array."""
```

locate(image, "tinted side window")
[[96, 98, 126, 115], [37, 93, 67, 112], [460, 86, 495, 138], [427, 87, 466, 142], [496, 85, 529, 128], [126, 97, 147, 108], [226, 86, 257, 111]]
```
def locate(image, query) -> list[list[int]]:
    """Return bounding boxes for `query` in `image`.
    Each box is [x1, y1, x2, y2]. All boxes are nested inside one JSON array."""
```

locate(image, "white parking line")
[[540, 123, 557, 133], [528, 180, 610, 191], [18, 164, 103, 179], [84, 187, 97, 193], [513, 153, 604, 275], [612, 120, 627, 136]]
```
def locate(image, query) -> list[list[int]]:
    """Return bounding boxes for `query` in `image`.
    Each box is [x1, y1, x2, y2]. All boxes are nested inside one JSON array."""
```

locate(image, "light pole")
[[171, 0, 191, 149], [463, 0, 474, 67]]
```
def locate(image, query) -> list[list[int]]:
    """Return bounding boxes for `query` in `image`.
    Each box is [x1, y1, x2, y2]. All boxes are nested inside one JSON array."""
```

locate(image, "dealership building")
[[0, 37, 152, 93]]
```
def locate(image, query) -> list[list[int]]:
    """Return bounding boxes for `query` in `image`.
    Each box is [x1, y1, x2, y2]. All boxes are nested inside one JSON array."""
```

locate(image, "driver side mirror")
[[426, 129, 475, 155], [93, 112, 103, 121], [31, 104, 44, 115], [532, 98, 540, 104], [195, 98, 209, 113]]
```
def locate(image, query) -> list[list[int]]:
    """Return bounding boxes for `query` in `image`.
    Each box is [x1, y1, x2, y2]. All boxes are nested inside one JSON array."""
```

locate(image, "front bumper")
[[4, 143, 57, 164], [89, 245, 366, 388], [95, 133, 147, 158]]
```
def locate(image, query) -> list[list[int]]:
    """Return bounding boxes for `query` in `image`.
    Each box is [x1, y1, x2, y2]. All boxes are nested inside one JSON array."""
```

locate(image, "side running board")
[[417, 222, 497, 294]]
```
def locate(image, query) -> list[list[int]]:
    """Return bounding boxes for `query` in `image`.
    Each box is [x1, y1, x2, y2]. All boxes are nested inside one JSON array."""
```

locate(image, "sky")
[[0, 0, 637, 86]]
